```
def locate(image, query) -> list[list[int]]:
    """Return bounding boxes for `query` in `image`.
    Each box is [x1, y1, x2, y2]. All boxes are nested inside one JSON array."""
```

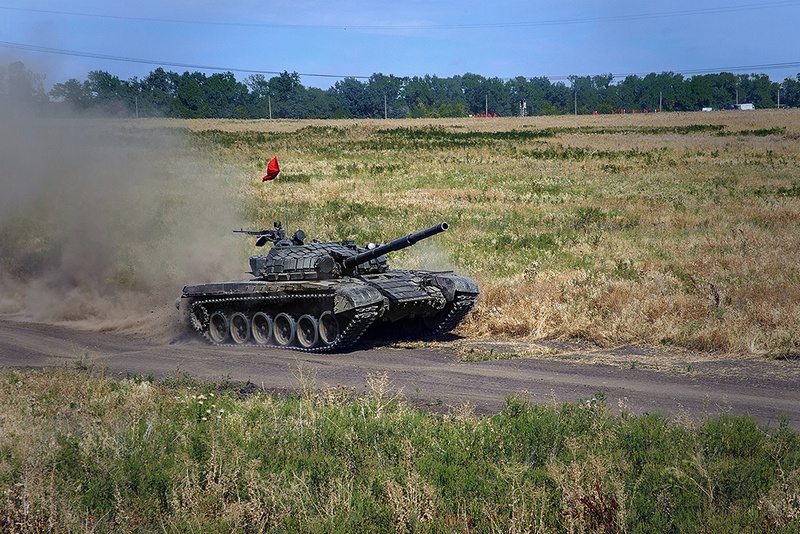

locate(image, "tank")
[[177, 221, 479, 352]]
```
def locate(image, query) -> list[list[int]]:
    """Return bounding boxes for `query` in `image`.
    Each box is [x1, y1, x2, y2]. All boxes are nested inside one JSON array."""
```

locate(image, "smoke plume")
[[0, 101, 245, 341]]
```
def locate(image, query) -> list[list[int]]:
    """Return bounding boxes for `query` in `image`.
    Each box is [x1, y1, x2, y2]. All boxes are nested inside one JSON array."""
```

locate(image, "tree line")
[[3, 60, 800, 118]]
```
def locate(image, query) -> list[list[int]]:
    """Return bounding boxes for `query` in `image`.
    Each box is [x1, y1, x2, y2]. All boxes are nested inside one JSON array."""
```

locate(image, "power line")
[[1, 1, 799, 30], [1, 40, 798, 83], [546, 62, 800, 81], [0, 41, 370, 80]]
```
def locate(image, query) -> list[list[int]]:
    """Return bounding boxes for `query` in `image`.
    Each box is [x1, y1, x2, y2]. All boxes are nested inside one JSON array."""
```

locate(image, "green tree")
[[518, 76, 563, 115], [86, 70, 136, 115], [714, 72, 738, 107], [2, 61, 48, 107], [641, 72, 688, 111], [244, 74, 271, 118], [546, 80, 572, 115], [330, 77, 367, 118], [137, 68, 179, 116], [204, 72, 249, 118], [506, 76, 532, 116], [460, 73, 489, 116], [591, 73, 615, 112], [739, 73, 778, 108], [174, 72, 209, 118], [31, 63, 800, 119], [87, 70, 123, 101], [365, 73, 406, 118], [268, 71, 307, 118], [402, 76, 433, 117], [428, 75, 467, 117], [569, 75, 600, 114], [49, 78, 92, 109], [483, 76, 508, 115], [617, 75, 648, 111], [782, 74, 800, 107], [688, 74, 716, 109], [306, 87, 338, 118]]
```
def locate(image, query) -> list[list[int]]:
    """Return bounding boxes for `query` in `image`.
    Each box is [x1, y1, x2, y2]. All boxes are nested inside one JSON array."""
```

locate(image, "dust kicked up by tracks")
[[0, 101, 244, 343]]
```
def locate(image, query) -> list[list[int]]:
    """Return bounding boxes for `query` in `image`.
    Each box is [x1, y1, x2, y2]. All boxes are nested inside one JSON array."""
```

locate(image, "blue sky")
[[2, 1, 799, 90]]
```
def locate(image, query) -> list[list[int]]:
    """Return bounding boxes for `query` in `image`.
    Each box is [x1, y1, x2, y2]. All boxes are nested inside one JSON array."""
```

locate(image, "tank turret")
[[178, 221, 478, 352], [240, 222, 449, 281]]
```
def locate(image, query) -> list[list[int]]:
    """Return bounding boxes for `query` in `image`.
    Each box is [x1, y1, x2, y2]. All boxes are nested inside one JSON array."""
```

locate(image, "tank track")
[[426, 293, 478, 335], [189, 293, 381, 353]]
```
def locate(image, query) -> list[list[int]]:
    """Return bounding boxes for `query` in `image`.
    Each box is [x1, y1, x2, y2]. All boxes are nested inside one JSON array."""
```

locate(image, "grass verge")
[[1, 368, 798, 532]]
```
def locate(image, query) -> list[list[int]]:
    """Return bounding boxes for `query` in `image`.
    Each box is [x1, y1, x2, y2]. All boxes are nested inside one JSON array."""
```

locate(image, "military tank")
[[177, 221, 479, 352]]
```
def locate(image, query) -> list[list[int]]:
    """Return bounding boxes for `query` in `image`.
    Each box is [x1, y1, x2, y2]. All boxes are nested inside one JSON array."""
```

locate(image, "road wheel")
[[319, 311, 340, 346], [273, 313, 296, 347], [297, 314, 319, 348], [229, 312, 250, 344], [208, 311, 229, 344], [251, 312, 272, 345]]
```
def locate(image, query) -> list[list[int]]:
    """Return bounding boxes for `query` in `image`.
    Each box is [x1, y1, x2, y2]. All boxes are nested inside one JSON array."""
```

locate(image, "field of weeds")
[[1, 367, 799, 532], [165, 110, 800, 357]]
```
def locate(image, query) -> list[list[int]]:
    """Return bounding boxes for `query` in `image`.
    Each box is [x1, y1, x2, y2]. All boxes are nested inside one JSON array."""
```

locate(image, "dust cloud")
[[0, 101, 247, 342]]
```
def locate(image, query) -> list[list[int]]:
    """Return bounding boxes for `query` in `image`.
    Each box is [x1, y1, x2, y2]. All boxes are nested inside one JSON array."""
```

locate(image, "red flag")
[[262, 157, 280, 181]]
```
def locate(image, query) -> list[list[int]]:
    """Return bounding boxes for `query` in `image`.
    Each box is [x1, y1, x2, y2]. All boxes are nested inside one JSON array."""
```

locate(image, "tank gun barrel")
[[343, 222, 449, 270]]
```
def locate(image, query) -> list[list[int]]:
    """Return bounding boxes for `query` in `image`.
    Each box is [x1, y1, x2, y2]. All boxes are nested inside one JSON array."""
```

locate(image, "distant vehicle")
[[735, 103, 755, 110]]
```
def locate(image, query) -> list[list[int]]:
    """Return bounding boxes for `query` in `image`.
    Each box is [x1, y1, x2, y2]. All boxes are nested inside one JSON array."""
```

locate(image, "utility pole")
[[659, 91, 662, 111], [384, 94, 388, 119], [574, 90, 577, 115], [268, 94, 272, 120], [485, 94, 488, 116]]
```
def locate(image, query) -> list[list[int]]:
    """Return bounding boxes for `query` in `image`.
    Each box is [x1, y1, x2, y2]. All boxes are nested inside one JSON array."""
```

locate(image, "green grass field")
[[1, 367, 799, 532]]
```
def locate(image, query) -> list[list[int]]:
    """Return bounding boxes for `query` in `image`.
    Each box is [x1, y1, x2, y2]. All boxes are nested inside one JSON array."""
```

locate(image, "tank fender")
[[333, 284, 385, 314], [427, 273, 480, 301]]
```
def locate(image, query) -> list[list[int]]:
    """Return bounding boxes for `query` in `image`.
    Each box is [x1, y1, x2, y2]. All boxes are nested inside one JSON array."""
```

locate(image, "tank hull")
[[178, 270, 478, 352]]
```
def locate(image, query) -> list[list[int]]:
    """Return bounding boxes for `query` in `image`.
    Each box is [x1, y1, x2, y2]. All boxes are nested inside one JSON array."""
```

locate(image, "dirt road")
[[2, 318, 798, 428]]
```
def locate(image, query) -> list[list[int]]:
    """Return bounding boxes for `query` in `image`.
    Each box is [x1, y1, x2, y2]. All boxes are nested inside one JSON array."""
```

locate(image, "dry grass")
[[144, 109, 800, 135], [148, 110, 800, 357]]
